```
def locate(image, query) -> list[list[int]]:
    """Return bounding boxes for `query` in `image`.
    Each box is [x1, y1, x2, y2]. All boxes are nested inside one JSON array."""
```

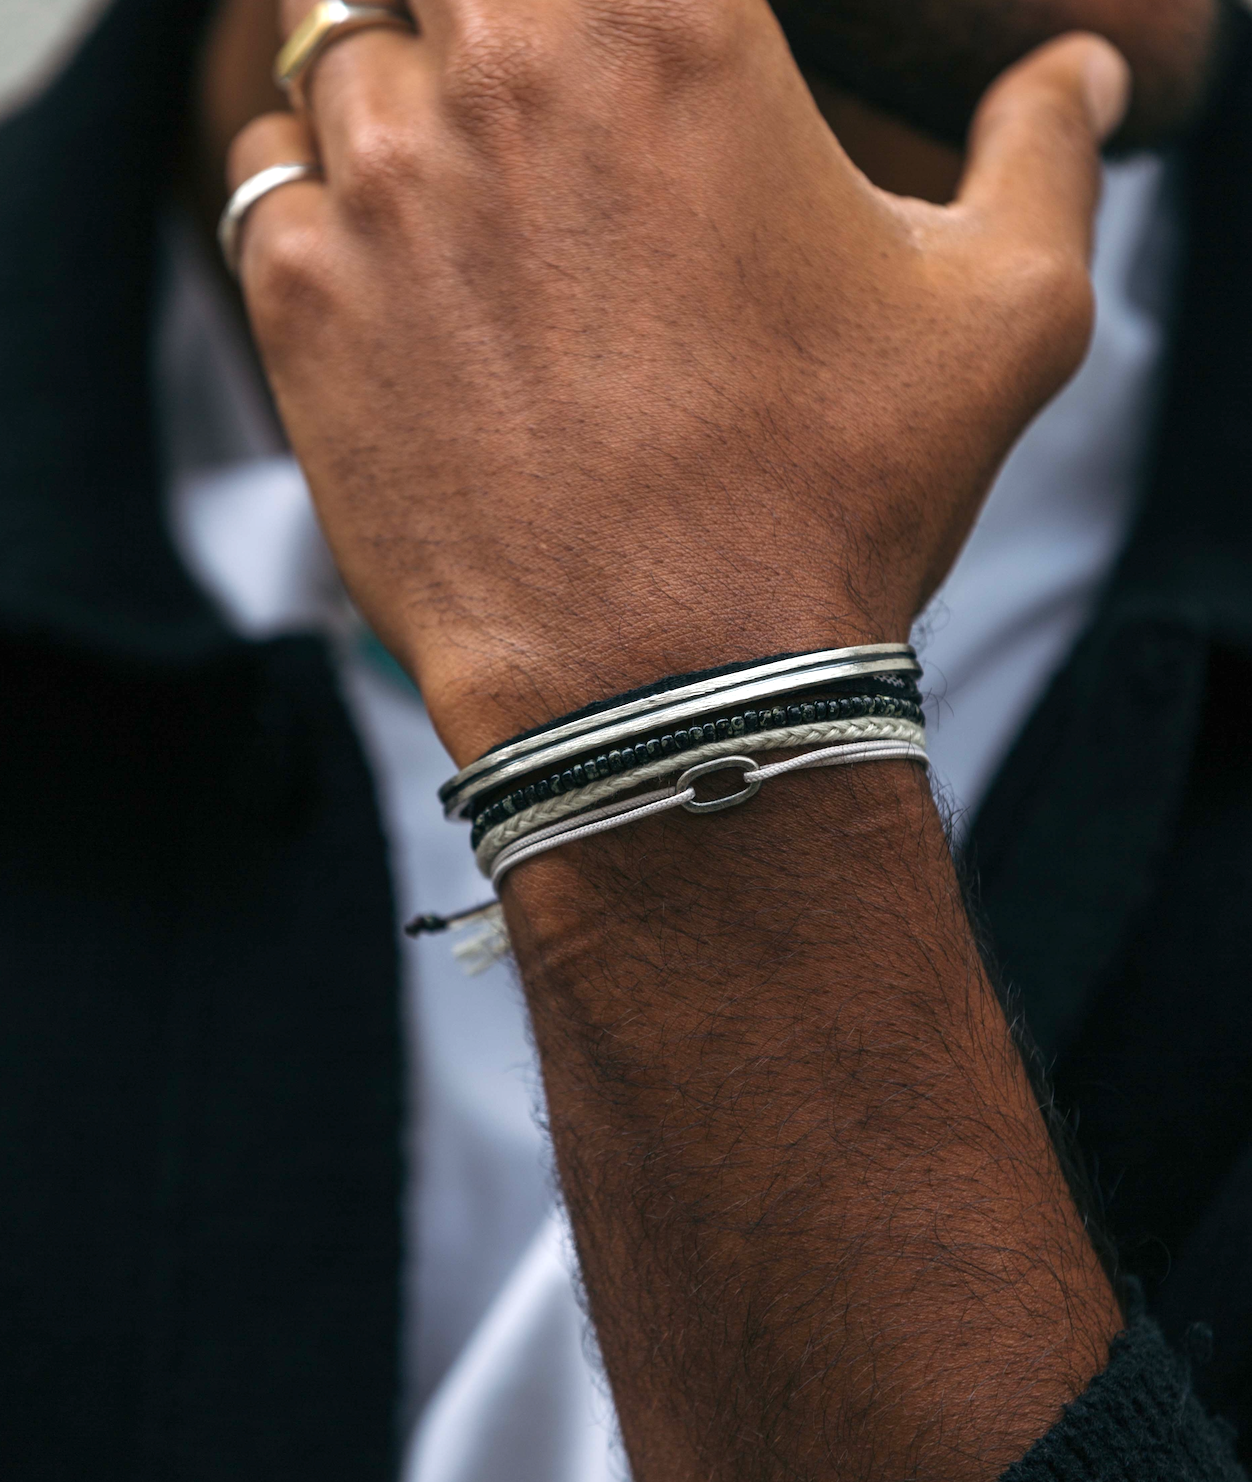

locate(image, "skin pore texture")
[[199, 2, 1219, 1479]]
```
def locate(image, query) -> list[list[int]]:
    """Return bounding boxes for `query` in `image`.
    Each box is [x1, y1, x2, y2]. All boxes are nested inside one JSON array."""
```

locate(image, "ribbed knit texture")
[[1002, 1311, 1245, 1482]]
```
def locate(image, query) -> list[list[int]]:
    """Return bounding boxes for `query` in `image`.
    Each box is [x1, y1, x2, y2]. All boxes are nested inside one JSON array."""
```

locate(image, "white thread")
[[475, 715, 924, 869], [448, 904, 510, 976], [486, 738, 928, 887]]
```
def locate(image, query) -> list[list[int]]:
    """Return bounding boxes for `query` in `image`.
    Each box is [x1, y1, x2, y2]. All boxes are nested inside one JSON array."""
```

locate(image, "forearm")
[[505, 752, 1120, 1481]]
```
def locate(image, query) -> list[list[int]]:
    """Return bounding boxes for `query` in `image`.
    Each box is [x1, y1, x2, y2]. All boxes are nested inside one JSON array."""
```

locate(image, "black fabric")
[[1045, 658, 1252, 1290], [968, 5, 1252, 1465], [0, 1, 405, 1470], [0, 635, 403, 1479], [970, 2, 1252, 1049], [0, 0, 225, 655], [1159, 1145, 1252, 1452], [1001, 1306, 1244, 1482]]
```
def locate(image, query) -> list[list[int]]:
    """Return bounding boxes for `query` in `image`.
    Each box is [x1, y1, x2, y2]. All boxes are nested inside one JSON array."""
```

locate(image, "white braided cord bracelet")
[[484, 735, 929, 887], [475, 713, 925, 874]]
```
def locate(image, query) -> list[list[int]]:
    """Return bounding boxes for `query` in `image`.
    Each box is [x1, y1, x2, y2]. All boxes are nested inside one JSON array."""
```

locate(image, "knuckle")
[[245, 220, 332, 335], [442, 15, 555, 129], [226, 116, 288, 191], [586, 0, 742, 81], [336, 117, 421, 221]]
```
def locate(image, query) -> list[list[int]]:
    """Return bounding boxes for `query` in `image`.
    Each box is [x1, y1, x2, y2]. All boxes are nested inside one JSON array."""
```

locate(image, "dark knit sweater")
[[1004, 1309, 1245, 1482], [969, 6, 1252, 1470]]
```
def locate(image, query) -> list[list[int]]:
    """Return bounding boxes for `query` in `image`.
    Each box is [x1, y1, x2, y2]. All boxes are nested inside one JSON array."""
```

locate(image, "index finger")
[[957, 33, 1131, 263]]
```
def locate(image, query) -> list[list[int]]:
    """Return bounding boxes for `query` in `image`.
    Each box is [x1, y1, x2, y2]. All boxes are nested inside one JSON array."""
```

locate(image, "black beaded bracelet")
[[467, 678, 922, 827], [469, 689, 924, 848]]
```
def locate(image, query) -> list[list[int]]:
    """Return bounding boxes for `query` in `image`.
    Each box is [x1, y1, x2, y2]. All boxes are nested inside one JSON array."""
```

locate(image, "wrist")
[[402, 599, 911, 768]]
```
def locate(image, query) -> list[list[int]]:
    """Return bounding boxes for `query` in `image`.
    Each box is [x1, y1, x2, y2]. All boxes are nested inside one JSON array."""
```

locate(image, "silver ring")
[[217, 161, 323, 277], [677, 756, 762, 814]]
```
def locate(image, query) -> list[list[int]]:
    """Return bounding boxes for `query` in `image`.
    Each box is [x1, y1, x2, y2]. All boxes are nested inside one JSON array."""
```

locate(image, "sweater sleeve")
[[1001, 1312, 1245, 1482]]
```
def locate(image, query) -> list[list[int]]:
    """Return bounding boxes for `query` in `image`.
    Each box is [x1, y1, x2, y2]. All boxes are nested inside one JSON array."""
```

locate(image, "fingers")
[[226, 111, 327, 283], [957, 33, 1131, 264]]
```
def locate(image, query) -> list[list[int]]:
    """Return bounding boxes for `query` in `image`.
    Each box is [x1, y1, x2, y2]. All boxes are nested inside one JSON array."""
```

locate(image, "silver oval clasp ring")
[[677, 756, 762, 814]]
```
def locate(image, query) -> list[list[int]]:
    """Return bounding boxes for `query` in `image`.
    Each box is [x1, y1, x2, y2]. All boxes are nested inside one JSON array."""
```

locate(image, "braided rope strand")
[[485, 736, 929, 886], [475, 715, 924, 872]]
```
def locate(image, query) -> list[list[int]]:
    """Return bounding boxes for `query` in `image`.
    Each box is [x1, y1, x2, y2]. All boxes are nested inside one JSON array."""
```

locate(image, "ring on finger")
[[218, 161, 323, 276], [275, 1, 416, 112]]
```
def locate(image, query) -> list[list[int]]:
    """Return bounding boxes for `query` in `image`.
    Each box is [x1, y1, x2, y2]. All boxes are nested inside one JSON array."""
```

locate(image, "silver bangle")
[[217, 161, 322, 277], [439, 643, 919, 820]]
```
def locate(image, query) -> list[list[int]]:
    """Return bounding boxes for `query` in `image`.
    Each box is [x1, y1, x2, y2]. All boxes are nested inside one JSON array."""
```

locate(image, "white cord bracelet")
[[485, 738, 929, 887], [474, 714, 925, 871]]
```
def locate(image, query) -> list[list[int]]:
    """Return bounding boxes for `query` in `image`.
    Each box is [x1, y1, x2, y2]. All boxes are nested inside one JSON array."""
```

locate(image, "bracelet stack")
[[431, 644, 929, 894]]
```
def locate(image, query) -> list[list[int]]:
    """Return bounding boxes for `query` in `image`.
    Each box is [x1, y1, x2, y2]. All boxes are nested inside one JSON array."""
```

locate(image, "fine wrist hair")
[[500, 750, 1123, 1482]]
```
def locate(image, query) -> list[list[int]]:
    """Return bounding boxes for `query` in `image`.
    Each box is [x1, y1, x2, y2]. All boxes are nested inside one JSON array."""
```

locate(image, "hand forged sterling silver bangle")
[[410, 647, 925, 943], [217, 162, 323, 277]]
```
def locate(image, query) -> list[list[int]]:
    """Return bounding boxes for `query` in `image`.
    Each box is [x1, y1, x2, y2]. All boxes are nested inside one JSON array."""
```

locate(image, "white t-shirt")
[[916, 155, 1176, 832], [158, 151, 1175, 1480]]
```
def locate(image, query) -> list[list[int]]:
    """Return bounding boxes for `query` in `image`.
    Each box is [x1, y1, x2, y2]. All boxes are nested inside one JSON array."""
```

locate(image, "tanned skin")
[[200, 1, 1220, 1477]]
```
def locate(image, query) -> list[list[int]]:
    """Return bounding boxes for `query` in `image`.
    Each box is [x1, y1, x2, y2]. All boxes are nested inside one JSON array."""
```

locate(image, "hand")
[[227, 0, 1128, 764]]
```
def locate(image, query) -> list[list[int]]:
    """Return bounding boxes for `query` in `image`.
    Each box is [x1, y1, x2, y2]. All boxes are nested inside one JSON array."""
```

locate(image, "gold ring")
[[275, 2, 415, 110]]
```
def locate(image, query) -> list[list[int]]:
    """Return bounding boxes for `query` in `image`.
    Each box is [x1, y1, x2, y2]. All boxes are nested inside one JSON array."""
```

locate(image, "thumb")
[[957, 33, 1131, 265]]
